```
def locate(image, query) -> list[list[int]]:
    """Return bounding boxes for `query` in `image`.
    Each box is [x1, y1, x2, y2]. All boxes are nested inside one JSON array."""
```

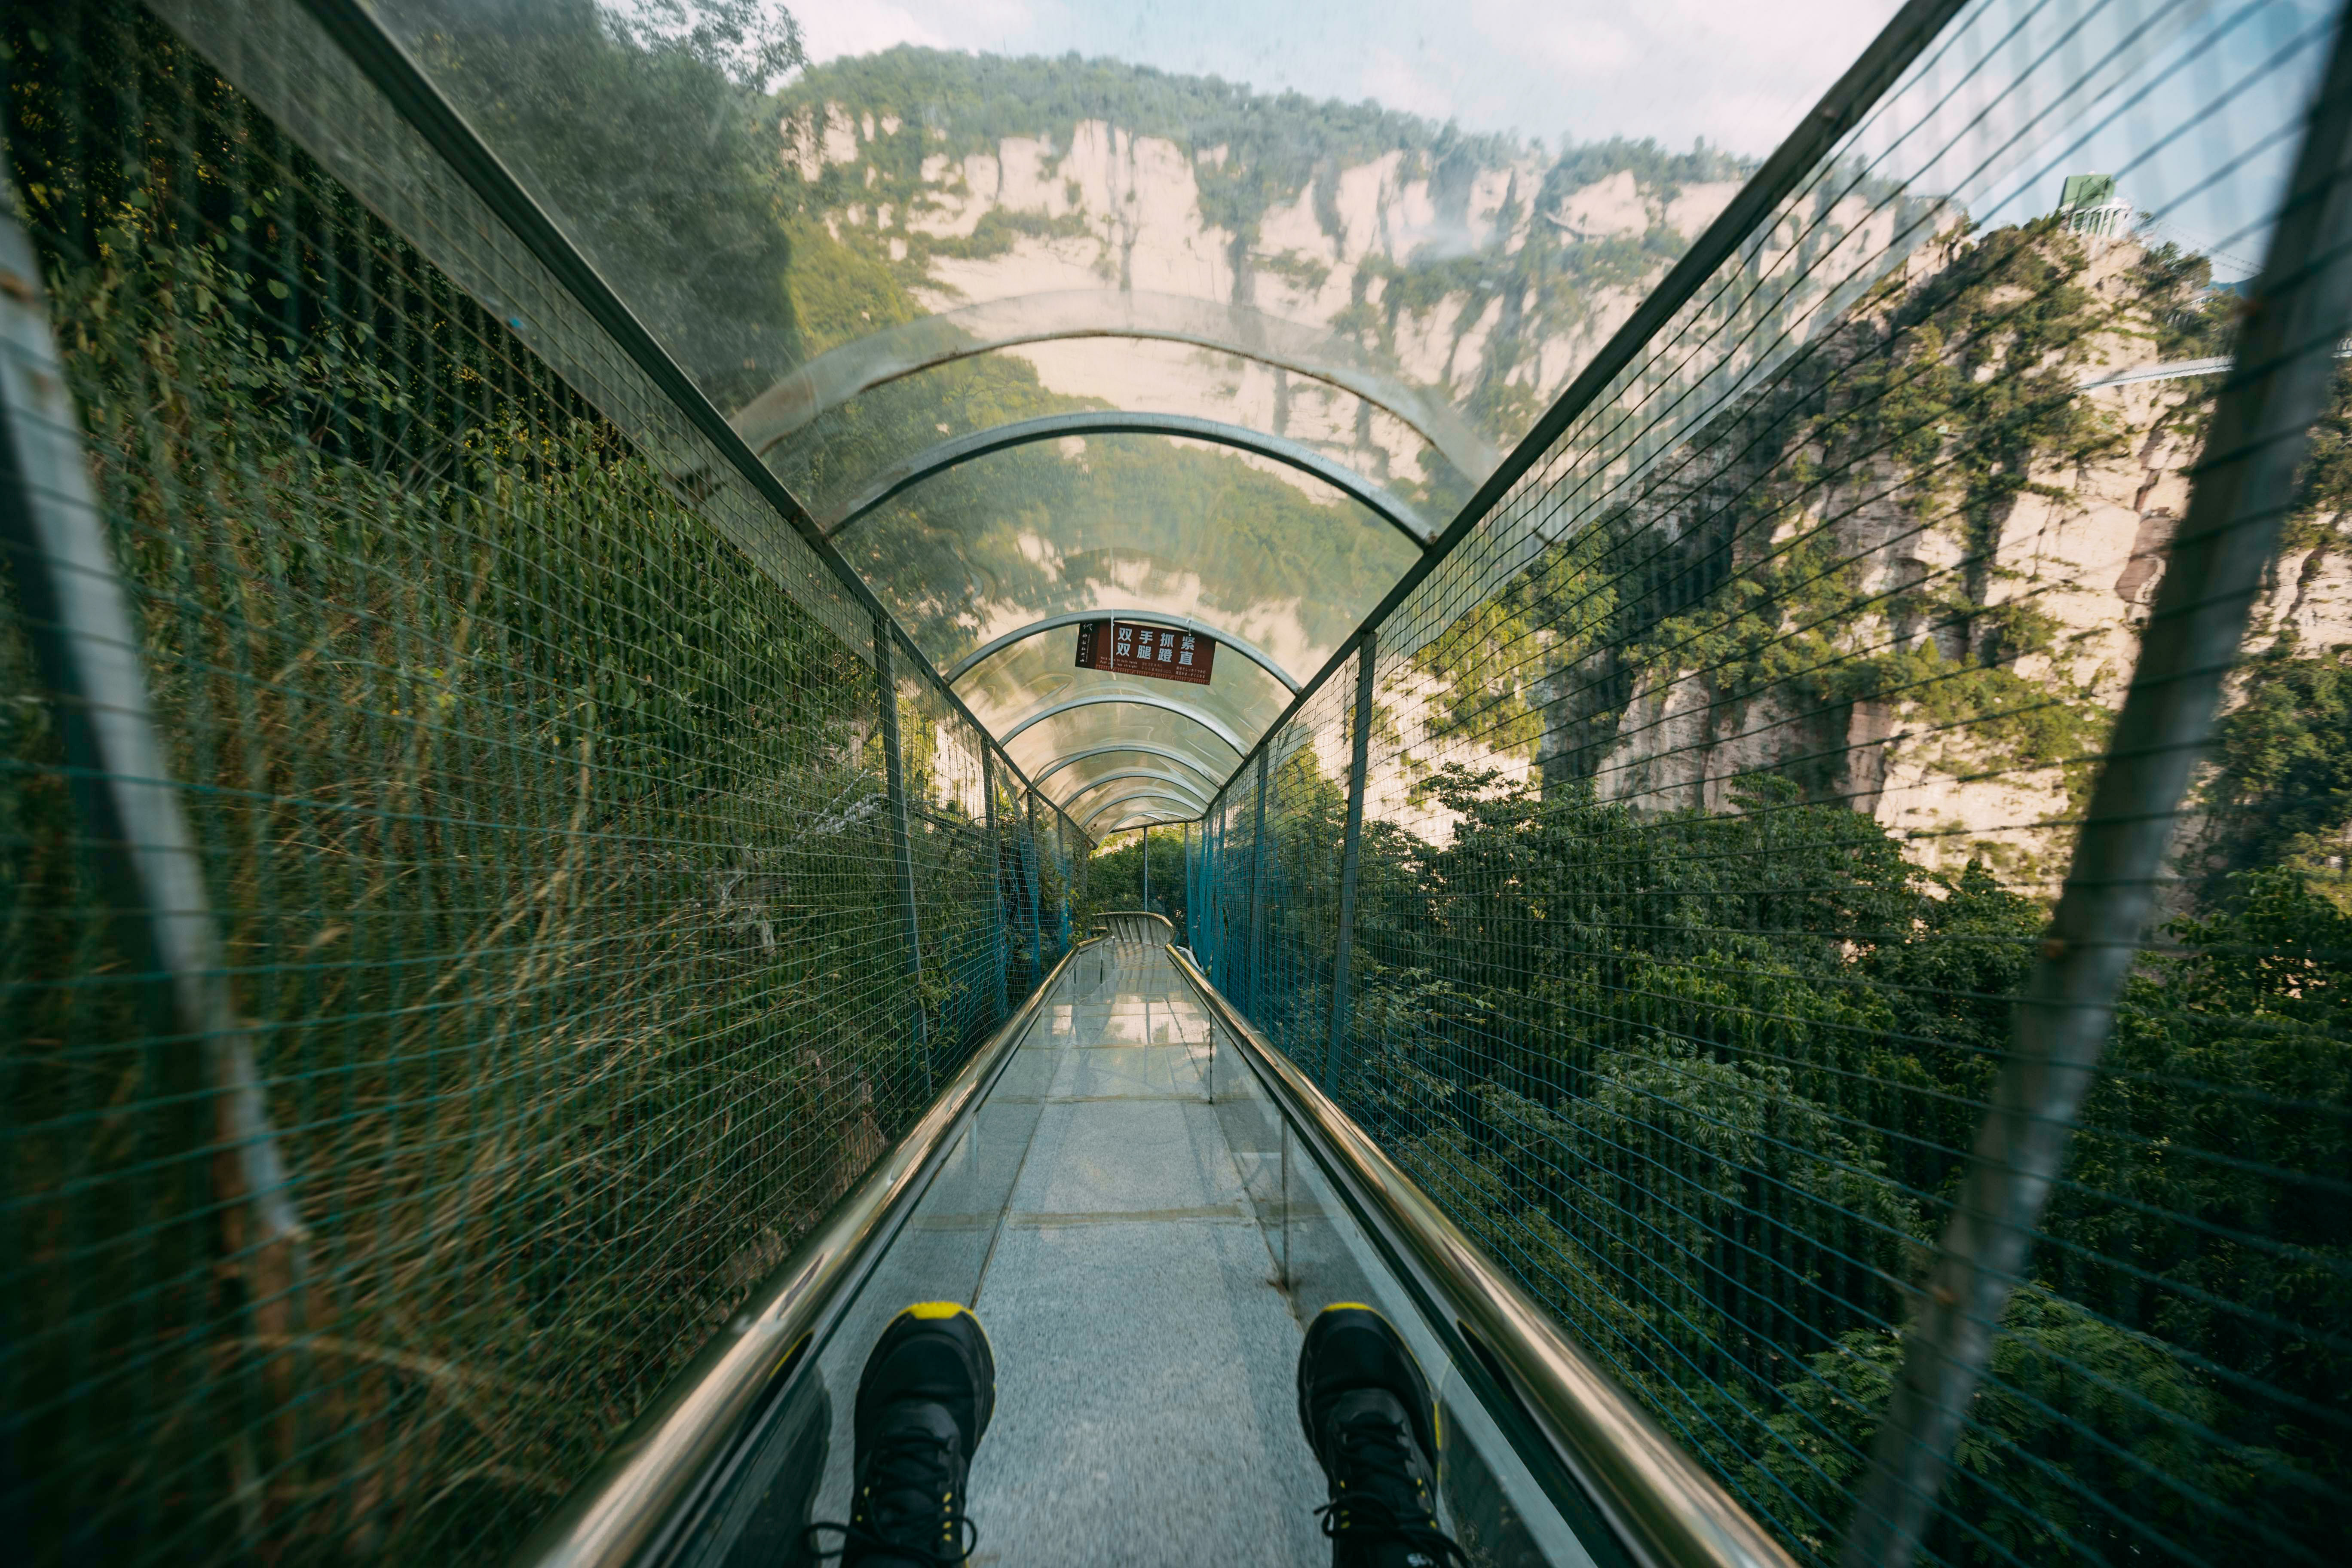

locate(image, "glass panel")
[[373, 0, 1900, 455], [765, 337, 1473, 523], [837, 433, 1417, 675], [957, 624, 1291, 760], [1048, 767, 1216, 820], [1074, 793, 1207, 835], [374, 0, 1912, 786], [1003, 698, 1247, 794], [1038, 745, 1227, 801], [377, 0, 809, 411]]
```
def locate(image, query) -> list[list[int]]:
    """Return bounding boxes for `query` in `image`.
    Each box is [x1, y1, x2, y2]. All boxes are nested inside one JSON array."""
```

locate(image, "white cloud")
[[1452, 0, 1896, 148], [797, 2, 949, 64], [790, 0, 1903, 158], [1357, 46, 1466, 124]]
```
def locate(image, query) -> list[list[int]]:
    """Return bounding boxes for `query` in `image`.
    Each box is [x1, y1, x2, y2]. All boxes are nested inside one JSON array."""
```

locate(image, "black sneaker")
[[1297, 1304, 1468, 1568], [808, 1302, 995, 1567]]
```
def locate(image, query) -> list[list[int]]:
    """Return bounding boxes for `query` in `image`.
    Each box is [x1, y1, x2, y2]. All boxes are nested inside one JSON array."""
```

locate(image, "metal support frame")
[[729, 289, 1498, 482], [1246, 750, 1271, 1016], [1841, 12, 2352, 1563], [1181, 822, 1191, 943], [1000, 690, 1250, 755], [1054, 769, 1212, 815], [943, 609, 1302, 692], [1044, 793, 1070, 959], [874, 615, 929, 1092], [1325, 638, 1376, 1090], [1032, 743, 1225, 793], [0, 168, 313, 1543], [818, 410, 1434, 548], [1079, 791, 1201, 833]]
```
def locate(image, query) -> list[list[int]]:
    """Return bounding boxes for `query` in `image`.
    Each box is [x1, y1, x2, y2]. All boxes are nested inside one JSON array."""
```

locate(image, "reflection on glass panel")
[[374, 0, 1909, 802], [376, 0, 807, 411], [836, 435, 1416, 672], [1004, 702, 1243, 797], [763, 339, 1472, 523], [917, 716, 986, 817], [957, 625, 1290, 755], [764, 32, 1880, 465], [1061, 770, 1209, 822], [1041, 748, 1226, 813]]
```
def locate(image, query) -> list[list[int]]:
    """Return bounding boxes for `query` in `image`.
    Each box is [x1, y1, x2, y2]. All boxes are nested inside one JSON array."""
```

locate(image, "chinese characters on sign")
[[1074, 619, 1216, 686]]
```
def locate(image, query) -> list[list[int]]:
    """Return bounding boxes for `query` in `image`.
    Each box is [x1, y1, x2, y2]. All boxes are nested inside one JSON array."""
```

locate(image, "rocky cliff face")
[[775, 52, 2352, 884], [1535, 225, 2352, 888], [775, 49, 1752, 499]]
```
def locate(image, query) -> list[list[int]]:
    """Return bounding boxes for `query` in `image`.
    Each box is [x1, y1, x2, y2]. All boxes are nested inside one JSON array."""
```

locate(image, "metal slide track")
[[511, 916, 1792, 1568]]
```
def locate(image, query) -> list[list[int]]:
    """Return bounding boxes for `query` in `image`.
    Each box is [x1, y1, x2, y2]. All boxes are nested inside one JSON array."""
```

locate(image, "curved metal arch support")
[[819, 412, 1435, 548], [946, 610, 1302, 692], [1053, 769, 1211, 814], [1000, 692, 1250, 756], [1081, 791, 1204, 833], [1093, 811, 1193, 836], [1030, 744, 1227, 793], [729, 289, 1501, 484]]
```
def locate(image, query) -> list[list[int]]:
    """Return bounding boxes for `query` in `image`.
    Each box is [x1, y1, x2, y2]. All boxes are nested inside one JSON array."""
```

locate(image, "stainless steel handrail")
[[1163, 942, 1799, 1568], [510, 939, 1098, 1568]]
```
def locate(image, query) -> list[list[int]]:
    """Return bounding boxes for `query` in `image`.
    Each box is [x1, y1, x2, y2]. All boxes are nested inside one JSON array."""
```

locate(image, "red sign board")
[[1075, 619, 1215, 686]]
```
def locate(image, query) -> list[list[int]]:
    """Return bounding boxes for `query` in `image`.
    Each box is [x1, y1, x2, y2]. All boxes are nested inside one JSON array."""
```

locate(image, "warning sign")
[[1075, 619, 1215, 686]]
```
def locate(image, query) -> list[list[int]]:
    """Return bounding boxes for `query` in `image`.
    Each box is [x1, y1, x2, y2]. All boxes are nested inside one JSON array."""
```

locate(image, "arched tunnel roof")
[[736, 282, 1525, 827], [362, 4, 1969, 839], [728, 283, 1517, 826], [731, 291, 1501, 484], [397, 62, 1571, 830]]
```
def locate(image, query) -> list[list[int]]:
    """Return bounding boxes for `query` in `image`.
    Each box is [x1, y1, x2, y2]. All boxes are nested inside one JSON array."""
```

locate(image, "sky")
[[789, 0, 1907, 159], [775, 0, 2340, 282]]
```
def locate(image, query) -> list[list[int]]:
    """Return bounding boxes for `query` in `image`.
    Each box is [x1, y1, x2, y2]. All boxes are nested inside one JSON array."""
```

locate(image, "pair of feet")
[[811, 1299, 1468, 1568]]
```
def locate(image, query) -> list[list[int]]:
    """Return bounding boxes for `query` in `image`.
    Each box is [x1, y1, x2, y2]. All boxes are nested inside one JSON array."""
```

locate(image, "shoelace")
[[1314, 1413, 1471, 1568], [802, 1427, 980, 1568]]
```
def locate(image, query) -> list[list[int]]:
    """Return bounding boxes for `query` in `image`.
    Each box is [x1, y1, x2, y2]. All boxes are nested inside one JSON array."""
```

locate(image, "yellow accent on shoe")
[[899, 1299, 997, 1378], [1322, 1302, 1376, 1314]]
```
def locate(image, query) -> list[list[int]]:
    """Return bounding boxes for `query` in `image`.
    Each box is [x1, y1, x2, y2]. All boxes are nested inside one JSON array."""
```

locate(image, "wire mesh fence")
[[0, 0, 1081, 1560], [1192, 1, 2352, 1564]]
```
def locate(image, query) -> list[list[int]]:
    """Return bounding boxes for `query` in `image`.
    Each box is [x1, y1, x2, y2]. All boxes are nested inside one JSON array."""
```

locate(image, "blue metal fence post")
[[874, 614, 928, 1092], [1056, 805, 1074, 954], [1182, 821, 1192, 947], [982, 749, 1009, 1020], [1246, 750, 1270, 1018], [1023, 789, 1048, 966], [1017, 794, 1041, 993], [1326, 637, 1376, 1090]]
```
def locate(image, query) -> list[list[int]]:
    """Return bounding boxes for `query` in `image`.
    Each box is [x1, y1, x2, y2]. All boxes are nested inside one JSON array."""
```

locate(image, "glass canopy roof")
[[375, 0, 1902, 830]]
